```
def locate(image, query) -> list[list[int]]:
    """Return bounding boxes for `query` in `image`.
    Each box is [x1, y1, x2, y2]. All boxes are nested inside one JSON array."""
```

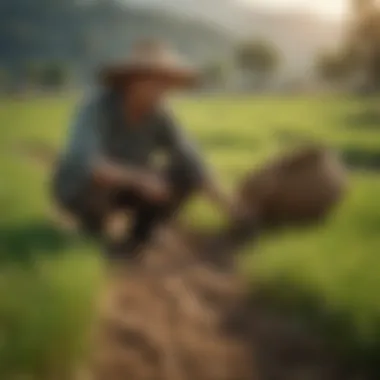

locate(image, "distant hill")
[[0, 0, 346, 84], [133, 0, 346, 79], [0, 0, 234, 83]]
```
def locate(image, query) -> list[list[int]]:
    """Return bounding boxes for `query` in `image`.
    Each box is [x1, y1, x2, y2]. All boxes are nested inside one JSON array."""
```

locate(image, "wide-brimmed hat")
[[99, 40, 199, 88]]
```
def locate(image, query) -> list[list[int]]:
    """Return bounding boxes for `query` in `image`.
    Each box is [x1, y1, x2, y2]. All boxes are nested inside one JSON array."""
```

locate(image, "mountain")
[[128, 0, 253, 35], [0, 0, 235, 83], [125, 0, 346, 79], [0, 0, 346, 84]]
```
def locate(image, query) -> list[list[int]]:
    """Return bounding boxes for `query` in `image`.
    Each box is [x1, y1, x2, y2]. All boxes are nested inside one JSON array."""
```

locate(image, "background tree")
[[315, 50, 353, 87], [236, 40, 280, 91], [0, 67, 10, 93], [347, 0, 380, 92], [23, 62, 43, 89], [39, 62, 69, 91], [201, 61, 231, 90], [312, 1, 380, 93], [16, 61, 70, 91]]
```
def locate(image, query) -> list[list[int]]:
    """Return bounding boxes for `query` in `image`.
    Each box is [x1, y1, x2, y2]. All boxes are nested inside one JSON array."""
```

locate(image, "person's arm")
[[92, 157, 141, 188], [82, 95, 169, 202], [158, 110, 235, 216], [201, 173, 236, 216], [66, 93, 143, 190]]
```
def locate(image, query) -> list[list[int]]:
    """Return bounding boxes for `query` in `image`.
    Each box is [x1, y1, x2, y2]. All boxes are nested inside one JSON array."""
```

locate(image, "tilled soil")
[[81, 228, 353, 380]]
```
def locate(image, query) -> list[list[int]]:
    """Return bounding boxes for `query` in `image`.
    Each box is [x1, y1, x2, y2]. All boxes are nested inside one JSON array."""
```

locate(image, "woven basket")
[[238, 147, 347, 227]]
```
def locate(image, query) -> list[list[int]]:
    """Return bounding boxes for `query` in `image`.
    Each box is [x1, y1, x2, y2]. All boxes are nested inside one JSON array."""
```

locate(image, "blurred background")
[[1, 0, 380, 379]]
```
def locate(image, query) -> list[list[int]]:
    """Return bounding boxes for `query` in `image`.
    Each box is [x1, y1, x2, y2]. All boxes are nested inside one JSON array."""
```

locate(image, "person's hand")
[[94, 159, 171, 203], [203, 177, 255, 223], [134, 171, 171, 203]]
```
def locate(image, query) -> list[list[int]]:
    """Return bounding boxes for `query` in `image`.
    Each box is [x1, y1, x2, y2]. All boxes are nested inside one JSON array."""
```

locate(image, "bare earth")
[[80, 227, 350, 380]]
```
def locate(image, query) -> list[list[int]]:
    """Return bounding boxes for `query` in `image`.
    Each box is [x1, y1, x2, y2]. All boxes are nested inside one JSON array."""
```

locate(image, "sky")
[[128, 0, 350, 20], [240, 0, 349, 19]]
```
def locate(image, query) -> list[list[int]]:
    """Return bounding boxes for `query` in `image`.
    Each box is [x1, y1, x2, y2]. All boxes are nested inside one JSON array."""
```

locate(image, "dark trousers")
[[56, 167, 199, 253]]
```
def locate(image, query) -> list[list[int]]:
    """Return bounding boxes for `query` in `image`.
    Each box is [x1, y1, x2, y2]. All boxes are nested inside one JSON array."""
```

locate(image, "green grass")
[[1, 94, 380, 376]]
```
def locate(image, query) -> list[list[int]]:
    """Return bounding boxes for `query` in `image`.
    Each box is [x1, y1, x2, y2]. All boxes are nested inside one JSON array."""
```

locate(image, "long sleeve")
[[62, 95, 104, 170], [158, 110, 208, 186], [54, 92, 105, 203]]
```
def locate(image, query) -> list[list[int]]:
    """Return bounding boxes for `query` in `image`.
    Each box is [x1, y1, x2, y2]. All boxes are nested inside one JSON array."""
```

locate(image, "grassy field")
[[1, 94, 380, 377]]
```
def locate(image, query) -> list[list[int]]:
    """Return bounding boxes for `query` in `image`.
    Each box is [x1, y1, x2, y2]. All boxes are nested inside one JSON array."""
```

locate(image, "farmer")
[[52, 40, 242, 259]]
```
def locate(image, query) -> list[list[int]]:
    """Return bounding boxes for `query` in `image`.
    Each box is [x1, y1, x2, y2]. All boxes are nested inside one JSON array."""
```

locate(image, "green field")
[[1, 95, 380, 377]]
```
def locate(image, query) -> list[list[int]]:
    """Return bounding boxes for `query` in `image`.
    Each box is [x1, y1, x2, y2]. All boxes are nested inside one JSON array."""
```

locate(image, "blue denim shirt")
[[53, 90, 206, 204]]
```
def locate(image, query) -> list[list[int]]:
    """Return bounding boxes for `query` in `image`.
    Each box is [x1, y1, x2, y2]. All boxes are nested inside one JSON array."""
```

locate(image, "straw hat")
[[99, 39, 199, 88]]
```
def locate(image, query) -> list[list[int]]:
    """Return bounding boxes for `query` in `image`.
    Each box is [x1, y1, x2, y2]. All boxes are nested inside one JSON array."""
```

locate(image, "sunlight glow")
[[239, 0, 348, 18]]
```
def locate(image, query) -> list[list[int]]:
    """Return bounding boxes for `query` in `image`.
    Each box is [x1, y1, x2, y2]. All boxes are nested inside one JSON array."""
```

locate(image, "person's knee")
[[69, 197, 108, 238], [170, 169, 202, 198], [80, 211, 106, 237]]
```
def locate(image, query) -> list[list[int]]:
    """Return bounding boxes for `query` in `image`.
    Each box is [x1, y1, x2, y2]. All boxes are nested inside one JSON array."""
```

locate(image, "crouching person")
[[52, 40, 242, 259]]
